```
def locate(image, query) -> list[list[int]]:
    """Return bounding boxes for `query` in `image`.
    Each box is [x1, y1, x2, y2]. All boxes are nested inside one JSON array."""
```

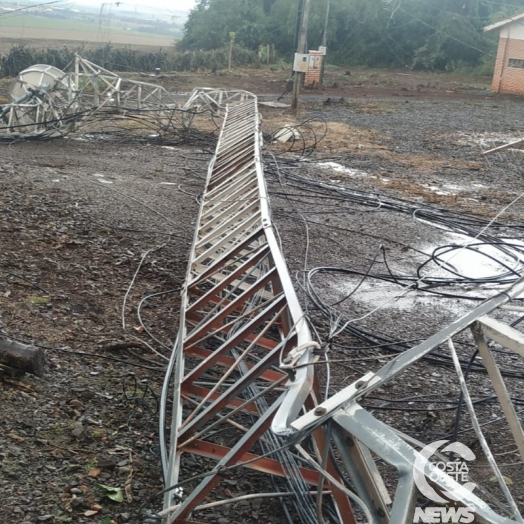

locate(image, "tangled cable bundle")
[[265, 116, 328, 160], [258, 118, 524, 458], [0, 103, 220, 145]]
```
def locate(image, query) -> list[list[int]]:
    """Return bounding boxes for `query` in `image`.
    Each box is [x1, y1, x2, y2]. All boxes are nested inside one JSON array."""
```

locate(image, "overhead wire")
[[0, 0, 72, 19]]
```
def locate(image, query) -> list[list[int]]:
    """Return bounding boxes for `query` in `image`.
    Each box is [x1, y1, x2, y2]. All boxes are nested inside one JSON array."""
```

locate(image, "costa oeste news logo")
[[413, 440, 476, 523]]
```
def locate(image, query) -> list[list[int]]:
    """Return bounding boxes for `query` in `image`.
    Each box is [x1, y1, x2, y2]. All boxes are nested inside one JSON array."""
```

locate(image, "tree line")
[[179, 0, 524, 71]]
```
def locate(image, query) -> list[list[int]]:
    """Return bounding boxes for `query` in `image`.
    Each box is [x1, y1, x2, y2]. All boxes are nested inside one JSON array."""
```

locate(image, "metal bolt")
[[355, 380, 367, 389], [314, 406, 327, 416]]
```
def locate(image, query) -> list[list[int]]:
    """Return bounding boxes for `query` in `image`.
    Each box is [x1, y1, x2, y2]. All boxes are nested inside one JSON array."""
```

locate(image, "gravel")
[[2, 90, 524, 522]]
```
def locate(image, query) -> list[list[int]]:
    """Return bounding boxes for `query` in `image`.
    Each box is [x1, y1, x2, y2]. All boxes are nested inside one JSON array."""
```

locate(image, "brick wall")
[[492, 37, 524, 94], [304, 51, 324, 88]]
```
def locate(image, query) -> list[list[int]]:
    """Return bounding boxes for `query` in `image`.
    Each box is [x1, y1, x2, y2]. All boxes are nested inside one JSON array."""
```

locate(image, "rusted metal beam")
[[161, 93, 355, 523]]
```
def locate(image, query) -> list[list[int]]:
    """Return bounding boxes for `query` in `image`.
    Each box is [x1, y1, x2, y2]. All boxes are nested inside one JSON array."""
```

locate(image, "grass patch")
[[26, 295, 51, 305], [0, 14, 156, 38], [352, 101, 399, 114]]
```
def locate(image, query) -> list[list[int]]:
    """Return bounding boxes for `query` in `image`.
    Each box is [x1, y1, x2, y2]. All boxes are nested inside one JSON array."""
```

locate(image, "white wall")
[[500, 22, 524, 40]]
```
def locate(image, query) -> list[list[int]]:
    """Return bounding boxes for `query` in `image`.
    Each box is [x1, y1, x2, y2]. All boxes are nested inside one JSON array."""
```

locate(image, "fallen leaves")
[[0, 143, 199, 522], [83, 504, 108, 518], [98, 483, 124, 503], [7, 432, 25, 443], [490, 475, 513, 485], [3, 378, 34, 391]]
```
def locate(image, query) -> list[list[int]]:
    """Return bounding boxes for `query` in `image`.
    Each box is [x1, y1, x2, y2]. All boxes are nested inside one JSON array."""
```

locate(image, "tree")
[[179, 0, 524, 71], [179, 0, 267, 50]]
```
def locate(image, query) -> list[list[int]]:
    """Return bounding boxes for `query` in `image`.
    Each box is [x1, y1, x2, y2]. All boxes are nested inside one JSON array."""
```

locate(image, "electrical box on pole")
[[291, 0, 311, 112], [293, 53, 309, 73]]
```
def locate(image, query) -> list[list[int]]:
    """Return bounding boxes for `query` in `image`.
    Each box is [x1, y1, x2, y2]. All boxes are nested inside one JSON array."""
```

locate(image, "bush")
[[0, 43, 259, 78], [0, 45, 75, 77]]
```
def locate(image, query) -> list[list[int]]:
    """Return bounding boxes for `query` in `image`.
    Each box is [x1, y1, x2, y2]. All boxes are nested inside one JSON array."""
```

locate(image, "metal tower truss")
[[160, 95, 357, 524], [161, 93, 524, 523], [3, 54, 523, 521], [71, 55, 179, 111], [0, 56, 210, 139], [0, 63, 79, 138], [181, 87, 254, 114], [290, 279, 524, 524]]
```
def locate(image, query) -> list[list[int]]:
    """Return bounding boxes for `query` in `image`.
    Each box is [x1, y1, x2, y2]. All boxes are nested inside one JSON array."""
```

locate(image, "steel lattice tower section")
[[160, 96, 356, 523]]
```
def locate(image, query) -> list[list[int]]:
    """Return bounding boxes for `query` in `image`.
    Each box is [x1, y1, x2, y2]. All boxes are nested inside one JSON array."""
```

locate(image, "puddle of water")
[[455, 131, 524, 149], [422, 231, 523, 280], [426, 185, 452, 195], [424, 183, 471, 196], [317, 161, 371, 178], [333, 277, 474, 318], [334, 231, 524, 318]]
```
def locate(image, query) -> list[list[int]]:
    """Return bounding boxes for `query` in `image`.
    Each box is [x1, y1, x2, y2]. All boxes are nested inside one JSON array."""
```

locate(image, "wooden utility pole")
[[293, 0, 304, 55], [228, 32, 235, 72], [291, 0, 311, 112], [322, 0, 330, 47], [320, 0, 331, 85]]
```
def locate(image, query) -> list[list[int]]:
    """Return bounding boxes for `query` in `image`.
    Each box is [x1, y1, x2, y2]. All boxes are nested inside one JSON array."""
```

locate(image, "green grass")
[[0, 14, 158, 38], [26, 295, 51, 305], [0, 14, 89, 30]]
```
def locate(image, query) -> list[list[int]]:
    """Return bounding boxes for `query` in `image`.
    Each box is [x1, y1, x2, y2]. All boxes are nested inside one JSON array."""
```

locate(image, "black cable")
[[0, 267, 49, 293], [330, 245, 383, 307], [123, 373, 160, 429], [264, 150, 524, 374]]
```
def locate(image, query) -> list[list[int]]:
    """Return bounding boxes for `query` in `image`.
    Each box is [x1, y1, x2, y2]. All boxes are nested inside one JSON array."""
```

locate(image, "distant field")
[[0, 15, 174, 52]]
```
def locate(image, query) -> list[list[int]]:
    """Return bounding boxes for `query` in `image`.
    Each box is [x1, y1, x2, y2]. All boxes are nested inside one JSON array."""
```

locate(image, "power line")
[[400, 7, 496, 58], [0, 0, 71, 19]]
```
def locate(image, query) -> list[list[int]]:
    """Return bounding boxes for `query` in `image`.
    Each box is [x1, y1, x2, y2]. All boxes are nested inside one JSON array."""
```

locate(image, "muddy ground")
[[123, 64, 494, 101], [1, 67, 524, 524]]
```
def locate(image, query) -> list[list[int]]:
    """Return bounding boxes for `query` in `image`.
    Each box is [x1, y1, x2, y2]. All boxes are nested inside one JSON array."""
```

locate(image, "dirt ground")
[[1, 65, 524, 524], [133, 64, 494, 100]]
